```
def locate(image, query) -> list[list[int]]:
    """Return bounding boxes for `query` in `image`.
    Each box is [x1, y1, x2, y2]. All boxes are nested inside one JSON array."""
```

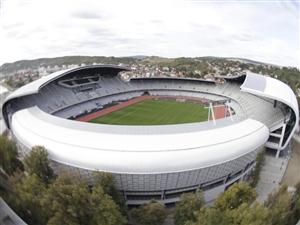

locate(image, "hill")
[[1, 56, 299, 98], [0, 56, 139, 75]]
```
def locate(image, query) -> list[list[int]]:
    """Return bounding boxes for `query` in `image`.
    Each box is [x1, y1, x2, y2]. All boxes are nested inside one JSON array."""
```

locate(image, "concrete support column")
[[276, 149, 280, 158]]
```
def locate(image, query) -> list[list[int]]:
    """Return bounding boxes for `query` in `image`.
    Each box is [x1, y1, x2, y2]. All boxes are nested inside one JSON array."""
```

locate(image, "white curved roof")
[[0, 85, 8, 95], [5, 67, 298, 173], [241, 72, 299, 148], [11, 106, 269, 174], [4, 65, 129, 104], [4, 68, 73, 103]]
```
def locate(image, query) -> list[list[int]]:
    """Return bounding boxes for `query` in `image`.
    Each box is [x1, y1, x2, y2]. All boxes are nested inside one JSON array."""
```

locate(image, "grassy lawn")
[[89, 99, 209, 125]]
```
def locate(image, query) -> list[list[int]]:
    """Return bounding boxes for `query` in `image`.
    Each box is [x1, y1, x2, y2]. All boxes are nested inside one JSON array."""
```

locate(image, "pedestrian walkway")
[[256, 154, 289, 202], [293, 134, 300, 143], [282, 139, 300, 186], [0, 119, 6, 135]]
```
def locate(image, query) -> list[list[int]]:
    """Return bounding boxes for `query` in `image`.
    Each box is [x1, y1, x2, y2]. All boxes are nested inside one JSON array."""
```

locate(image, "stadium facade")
[[2, 65, 299, 205]]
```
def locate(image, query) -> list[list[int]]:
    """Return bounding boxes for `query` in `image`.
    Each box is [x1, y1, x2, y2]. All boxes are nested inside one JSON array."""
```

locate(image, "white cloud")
[[0, 0, 299, 67]]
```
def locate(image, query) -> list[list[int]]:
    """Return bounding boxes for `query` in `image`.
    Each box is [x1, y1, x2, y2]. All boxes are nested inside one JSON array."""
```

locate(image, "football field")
[[89, 99, 209, 125]]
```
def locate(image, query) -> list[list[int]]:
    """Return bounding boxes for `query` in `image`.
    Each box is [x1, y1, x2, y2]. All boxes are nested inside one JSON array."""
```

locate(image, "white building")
[[2, 65, 298, 205]]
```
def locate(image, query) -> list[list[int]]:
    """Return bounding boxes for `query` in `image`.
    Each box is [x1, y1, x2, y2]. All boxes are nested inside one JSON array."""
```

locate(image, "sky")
[[0, 0, 299, 67]]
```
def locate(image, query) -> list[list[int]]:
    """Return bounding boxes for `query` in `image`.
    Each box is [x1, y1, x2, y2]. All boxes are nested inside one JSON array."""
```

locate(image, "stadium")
[[2, 65, 299, 205]]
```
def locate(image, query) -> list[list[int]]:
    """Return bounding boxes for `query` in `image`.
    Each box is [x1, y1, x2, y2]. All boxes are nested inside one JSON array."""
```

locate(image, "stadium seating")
[[7, 76, 285, 130]]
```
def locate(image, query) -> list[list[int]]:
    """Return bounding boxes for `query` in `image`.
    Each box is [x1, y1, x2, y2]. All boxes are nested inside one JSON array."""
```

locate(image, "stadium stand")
[[2, 65, 298, 205]]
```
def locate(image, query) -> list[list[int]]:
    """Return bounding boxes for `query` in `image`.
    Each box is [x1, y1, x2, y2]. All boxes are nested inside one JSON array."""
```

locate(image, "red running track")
[[210, 105, 230, 120]]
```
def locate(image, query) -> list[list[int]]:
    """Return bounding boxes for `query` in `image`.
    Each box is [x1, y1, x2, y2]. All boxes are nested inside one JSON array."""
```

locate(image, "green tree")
[[186, 202, 270, 225], [186, 207, 230, 225], [289, 182, 300, 224], [131, 200, 166, 225], [93, 172, 125, 210], [214, 182, 256, 211], [9, 173, 48, 225], [290, 197, 300, 225], [174, 190, 204, 225], [249, 149, 265, 187], [24, 146, 54, 183], [294, 181, 300, 197], [228, 202, 271, 225], [265, 185, 292, 225], [0, 135, 23, 174], [41, 173, 90, 225], [90, 184, 127, 225], [42, 172, 126, 225]]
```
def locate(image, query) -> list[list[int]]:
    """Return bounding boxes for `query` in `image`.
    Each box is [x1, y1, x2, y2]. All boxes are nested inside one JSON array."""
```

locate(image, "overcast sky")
[[0, 0, 299, 67]]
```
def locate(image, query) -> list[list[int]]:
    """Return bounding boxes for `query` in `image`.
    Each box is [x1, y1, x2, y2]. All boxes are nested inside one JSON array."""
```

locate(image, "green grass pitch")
[[89, 99, 209, 125]]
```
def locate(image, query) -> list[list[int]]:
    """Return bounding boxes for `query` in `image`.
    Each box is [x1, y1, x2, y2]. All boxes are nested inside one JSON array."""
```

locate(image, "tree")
[[289, 182, 300, 224], [290, 197, 300, 225], [228, 202, 271, 225], [131, 200, 166, 225], [265, 185, 292, 225], [186, 202, 270, 225], [186, 207, 230, 225], [93, 172, 125, 210], [90, 184, 127, 225], [174, 190, 204, 225], [214, 182, 256, 211], [0, 135, 23, 174], [9, 173, 48, 225], [42, 172, 126, 225], [24, 146, 54, 183], [41, 173, 91, 225], [249, 149, 265, 187], [294, 181, 300, 198]]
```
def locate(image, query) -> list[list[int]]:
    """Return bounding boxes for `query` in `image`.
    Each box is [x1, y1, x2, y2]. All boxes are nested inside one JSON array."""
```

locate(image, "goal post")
[[205, 101, 233, 125]]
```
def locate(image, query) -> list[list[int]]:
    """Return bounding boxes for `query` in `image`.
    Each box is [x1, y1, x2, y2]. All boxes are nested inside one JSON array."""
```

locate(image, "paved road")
[[293, 134, 300, 143], [0, 119, 6, 135], [282, 138, 300, 186], [254, 132, 300, 202], [256, 153, 289, 202]]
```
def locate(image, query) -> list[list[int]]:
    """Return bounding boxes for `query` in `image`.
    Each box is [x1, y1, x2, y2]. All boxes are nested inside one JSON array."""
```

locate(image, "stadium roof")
[[0, 85, 8, 95], [130, 77, 216, 84], [3, 67, 299, 173], [242, 72, 298, 115], [11, 106, 269, 174], [4, 65, 129, 103], [241, 71, 299, 148]]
